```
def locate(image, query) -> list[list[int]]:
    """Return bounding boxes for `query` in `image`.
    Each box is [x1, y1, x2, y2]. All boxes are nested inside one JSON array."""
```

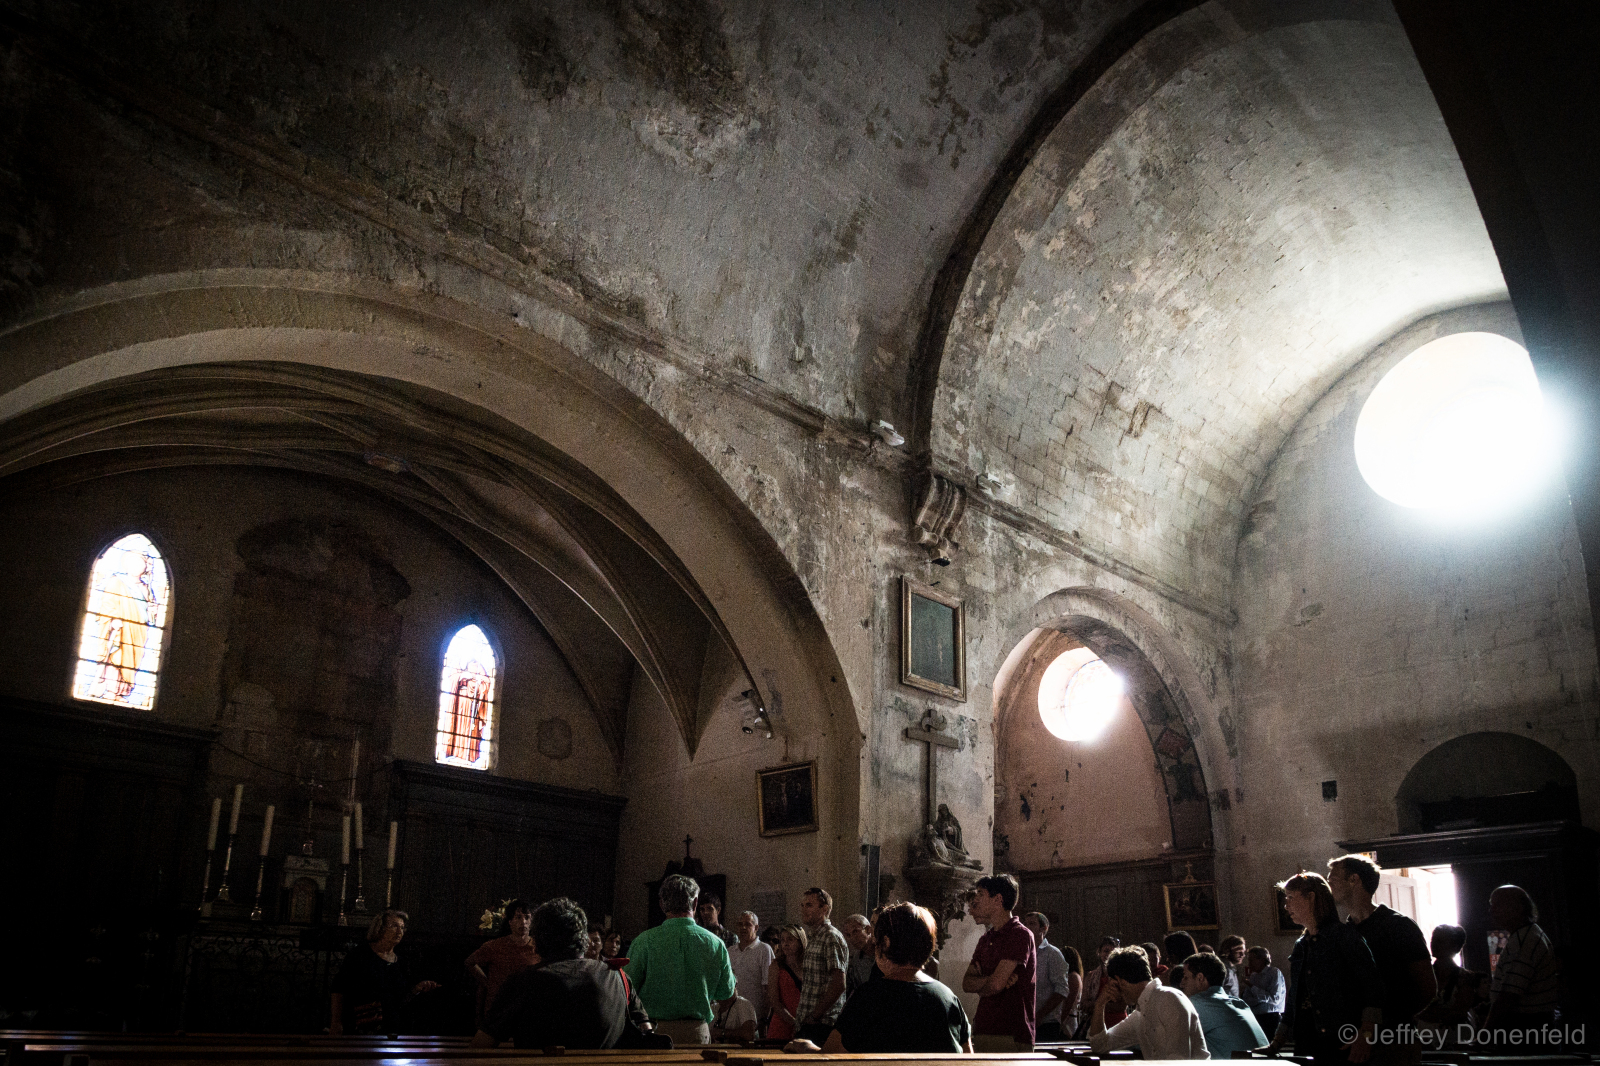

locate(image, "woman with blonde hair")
[[765, 923, 808, 1041], [330, 909, 441, 1034]]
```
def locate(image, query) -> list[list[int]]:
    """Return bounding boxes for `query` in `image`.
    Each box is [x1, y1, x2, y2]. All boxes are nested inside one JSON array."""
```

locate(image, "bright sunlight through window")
[[1354, 332, 1560, 516], [1038, 647, 1124, 742]]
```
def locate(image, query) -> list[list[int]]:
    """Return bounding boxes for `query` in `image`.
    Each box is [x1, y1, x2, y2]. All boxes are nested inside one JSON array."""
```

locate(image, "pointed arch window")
[[73, 533, 172, 710], [435, 624, 497, 770]]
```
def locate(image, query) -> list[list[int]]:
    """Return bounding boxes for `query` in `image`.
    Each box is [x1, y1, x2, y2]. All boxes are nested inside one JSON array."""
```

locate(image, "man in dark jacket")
[[473, 897, 650, 1048]]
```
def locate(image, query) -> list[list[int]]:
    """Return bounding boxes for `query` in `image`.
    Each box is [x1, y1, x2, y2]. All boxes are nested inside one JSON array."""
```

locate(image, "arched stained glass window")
[[435, 624, 497, 770], [73, 533, 172, 710]]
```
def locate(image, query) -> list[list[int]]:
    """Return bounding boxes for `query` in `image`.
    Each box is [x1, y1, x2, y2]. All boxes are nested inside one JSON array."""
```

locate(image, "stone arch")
[[1397, 732, 1580, 833], [0, 267, 864, 893], [993, 587, 1218, 854]]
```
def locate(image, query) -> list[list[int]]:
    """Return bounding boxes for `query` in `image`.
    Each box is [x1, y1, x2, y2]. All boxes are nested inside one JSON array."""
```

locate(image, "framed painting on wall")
[[900, 576, 966, 701], [757, 761, 818, 837], [1163, 880, 1220, 931]]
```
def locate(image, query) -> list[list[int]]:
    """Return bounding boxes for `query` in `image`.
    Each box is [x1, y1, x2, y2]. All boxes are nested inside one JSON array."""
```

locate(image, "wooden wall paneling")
[[388, 760, 625, 937]]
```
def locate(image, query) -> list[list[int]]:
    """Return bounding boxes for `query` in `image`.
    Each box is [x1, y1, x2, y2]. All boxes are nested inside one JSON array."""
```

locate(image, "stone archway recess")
[[992, 587, 1232, 904], [0, 268, 864, 897]]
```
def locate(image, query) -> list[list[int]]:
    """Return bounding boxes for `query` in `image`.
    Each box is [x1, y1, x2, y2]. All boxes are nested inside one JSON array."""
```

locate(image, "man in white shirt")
[[711, 993, 758, 1043], [1088, 946, 1209, 1060], [727, 911, 774, 1030]]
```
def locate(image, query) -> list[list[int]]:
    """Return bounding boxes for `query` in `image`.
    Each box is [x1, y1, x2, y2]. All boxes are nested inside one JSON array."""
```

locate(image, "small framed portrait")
[[900, 576, 967, 701], [757, 761, 819, 837], [1274, 886, 1303, 934], [1163, 880, 1219, 931]]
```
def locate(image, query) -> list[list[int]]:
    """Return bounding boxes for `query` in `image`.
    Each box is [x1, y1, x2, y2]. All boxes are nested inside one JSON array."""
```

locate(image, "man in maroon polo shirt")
[[962, 873, 1037, 1051]]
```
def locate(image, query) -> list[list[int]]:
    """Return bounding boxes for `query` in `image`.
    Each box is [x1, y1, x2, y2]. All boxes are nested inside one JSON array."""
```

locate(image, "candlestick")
[[249, 804, 274, 921], [228, 784, 244, 834], [340, 815, 351, 866], [386, 820, 398, 908], [353, 843, 368, 916], [216, 829, 238, 902], [249, 853, 267, 921], [336, 860, 350, 926], [198, 798, 220, 916], [354, 802, 364, 850]]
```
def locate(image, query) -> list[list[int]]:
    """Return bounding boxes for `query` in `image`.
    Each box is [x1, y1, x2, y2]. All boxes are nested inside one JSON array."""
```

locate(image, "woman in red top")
[[466, 900, 540, 1027], [765, 925, 808, 1041]]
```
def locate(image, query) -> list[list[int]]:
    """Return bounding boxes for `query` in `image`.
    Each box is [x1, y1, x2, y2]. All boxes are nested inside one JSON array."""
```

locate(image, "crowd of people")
[[326, 858, 1561, 1060]]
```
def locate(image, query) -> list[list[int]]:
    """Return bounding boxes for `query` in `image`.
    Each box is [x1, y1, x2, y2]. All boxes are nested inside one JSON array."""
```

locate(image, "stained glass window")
[[73, 533, 172, 711], [436, 624, 497, 770]]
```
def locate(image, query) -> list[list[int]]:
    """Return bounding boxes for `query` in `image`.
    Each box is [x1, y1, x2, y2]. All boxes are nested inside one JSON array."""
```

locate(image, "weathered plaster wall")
[[931, 10, 1506, 605], [1228, 306, 1600, 951], [609, 662, 843, 938], [998, 683, 1173, 871], [0, 0, 1144, 421], [0, 465, 621, 797]]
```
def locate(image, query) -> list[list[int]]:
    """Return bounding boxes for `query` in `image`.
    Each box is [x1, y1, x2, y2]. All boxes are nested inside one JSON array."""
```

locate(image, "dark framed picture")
[[1163, 880, 1219, 931], [900, 576, 966, 701], [1274, 886, 1303, 934], [757, 761, 818, 837]]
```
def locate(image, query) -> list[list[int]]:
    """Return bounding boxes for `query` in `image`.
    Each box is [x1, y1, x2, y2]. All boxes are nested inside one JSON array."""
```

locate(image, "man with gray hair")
[[625, 875, 736, 1045], [841, 914, 875, 997], [728, 910, 773, 1029]]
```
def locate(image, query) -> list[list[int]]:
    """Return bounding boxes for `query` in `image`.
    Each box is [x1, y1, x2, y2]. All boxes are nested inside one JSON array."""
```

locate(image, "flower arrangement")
[[479, 898, 513, 933]]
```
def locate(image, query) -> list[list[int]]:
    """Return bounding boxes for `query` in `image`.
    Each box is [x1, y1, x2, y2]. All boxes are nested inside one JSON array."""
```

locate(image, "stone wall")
[[1227, 306, 1600, 950]]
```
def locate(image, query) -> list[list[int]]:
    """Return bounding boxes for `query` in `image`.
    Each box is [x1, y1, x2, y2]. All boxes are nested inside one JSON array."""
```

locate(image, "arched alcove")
[[990, 587, 1220, 942], [0, 270, 865, 925], [996, 597, 1213, 858], [1397, 732, 1580, 833]]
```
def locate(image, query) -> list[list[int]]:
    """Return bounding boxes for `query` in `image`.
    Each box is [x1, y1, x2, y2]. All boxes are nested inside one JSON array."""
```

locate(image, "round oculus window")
[[1037, 648, 1124, 742], [1354, 332, 1558, 514]]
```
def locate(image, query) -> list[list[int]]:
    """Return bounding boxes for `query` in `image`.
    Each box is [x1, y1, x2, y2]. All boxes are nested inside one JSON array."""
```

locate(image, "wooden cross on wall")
[[903, 710, 961, 825]]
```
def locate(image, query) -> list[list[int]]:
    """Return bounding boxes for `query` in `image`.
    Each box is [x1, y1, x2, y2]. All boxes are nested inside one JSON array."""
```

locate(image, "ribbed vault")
[[0, 361, 757, 764]]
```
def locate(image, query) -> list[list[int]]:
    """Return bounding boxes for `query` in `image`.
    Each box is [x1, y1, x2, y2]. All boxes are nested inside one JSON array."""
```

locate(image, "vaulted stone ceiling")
[[1, 0, 1508, 612], [927, 5, 1507, 607], [1, 0, 1146, 420]]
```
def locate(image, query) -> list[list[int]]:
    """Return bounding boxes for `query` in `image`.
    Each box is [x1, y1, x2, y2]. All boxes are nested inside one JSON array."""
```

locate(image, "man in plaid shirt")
[[795, 887, 850, 1043]]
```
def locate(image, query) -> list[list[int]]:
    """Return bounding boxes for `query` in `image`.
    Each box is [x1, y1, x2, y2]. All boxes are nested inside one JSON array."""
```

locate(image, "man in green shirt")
[[625, 875, 736, 1045]]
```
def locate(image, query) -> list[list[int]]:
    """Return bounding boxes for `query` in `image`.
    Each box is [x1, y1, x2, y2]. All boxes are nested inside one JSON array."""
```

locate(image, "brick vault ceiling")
[[931, 13, 1507, 602]]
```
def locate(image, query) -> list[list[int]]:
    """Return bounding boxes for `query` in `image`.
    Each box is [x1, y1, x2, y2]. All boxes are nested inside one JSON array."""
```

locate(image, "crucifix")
[[903, 709, 961, 823]]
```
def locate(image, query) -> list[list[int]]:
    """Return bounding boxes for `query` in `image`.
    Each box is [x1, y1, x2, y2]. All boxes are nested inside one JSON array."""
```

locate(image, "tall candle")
[[259, 805, 275, 856], [354, 802, 364, 850], [341, 815, 351, 866], [228, 784, 244, 834], [387, 821, 398, 870], [206, 797, 222, 850]]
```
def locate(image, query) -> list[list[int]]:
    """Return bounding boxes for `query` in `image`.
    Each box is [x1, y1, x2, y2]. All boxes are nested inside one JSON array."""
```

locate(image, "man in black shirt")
[[1328, 855, 1436, 1064], [472, 897, 650, 1048]]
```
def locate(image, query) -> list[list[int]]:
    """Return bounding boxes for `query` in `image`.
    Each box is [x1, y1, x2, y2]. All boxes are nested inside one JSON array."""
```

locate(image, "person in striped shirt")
[[1486, 885, 1559, 1032]]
